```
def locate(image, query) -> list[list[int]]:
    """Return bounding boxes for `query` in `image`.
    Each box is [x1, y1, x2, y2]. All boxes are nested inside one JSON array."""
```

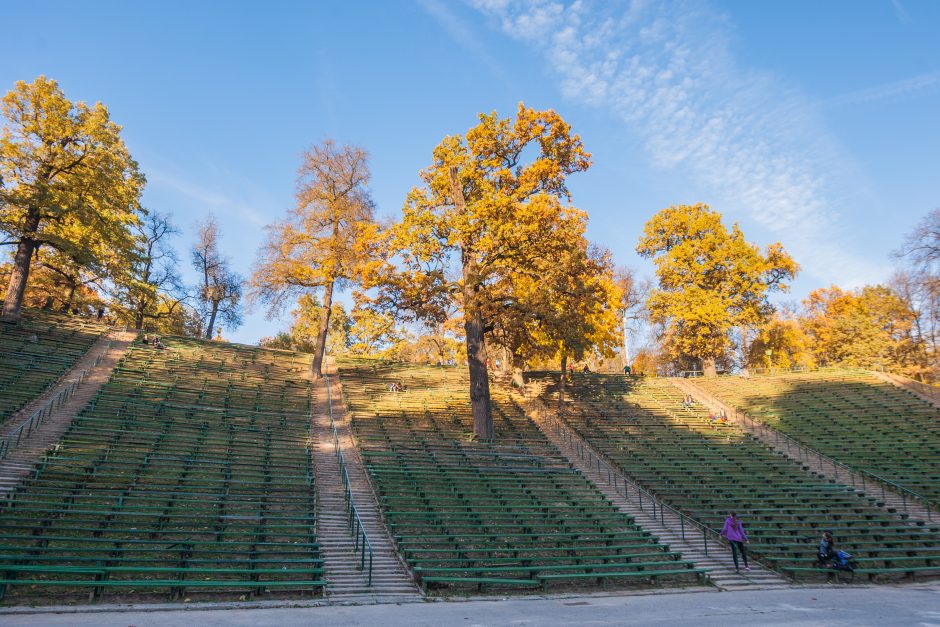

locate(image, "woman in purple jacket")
[[721, 511, 750, 572]]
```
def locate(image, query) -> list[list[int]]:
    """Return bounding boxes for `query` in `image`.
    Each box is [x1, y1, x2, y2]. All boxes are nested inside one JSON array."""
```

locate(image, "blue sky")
[[2, 0, 938, 344]]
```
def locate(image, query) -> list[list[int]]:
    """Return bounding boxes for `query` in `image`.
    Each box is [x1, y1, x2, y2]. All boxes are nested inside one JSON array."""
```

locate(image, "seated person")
[[818, 531, 836, 566]]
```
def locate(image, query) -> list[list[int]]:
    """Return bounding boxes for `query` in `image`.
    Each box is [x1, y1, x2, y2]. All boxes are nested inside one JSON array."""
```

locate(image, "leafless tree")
[[192, 216, 242, 339]]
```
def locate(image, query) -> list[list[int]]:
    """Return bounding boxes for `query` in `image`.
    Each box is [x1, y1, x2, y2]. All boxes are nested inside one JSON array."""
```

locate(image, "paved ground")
[[2, 585, 939, 626]]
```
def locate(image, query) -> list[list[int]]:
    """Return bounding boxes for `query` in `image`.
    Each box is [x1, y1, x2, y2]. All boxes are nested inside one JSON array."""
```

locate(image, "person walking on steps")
[[721, 511, 750, 572]]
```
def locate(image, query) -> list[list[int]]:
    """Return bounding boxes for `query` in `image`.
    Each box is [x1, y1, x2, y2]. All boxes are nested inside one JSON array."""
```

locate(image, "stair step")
[[523, 403, 790, 589], [309, 378, 420, 600]]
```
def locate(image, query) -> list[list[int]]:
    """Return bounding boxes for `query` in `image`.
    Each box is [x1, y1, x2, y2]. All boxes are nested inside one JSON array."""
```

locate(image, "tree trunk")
[[702, 357, 717, 377], [622, 312, 630, 367], [206, 302, 219, 339], [498, 346, 511, 375], [558, 352, 568, 415], [134, 302, 146, 330], [61, 282, 77, 312], [2, 210, 41, 323], [464, 309, 493, 439], [310, 280, 334, 380], [450, 166, 493, 439]]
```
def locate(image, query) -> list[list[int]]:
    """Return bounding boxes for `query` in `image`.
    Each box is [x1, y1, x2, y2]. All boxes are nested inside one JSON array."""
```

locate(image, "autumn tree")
[[0, 76, 144, 322], [384, 104, 591, 438], [0, 257, 104, 314], [263, 296, 352, 356], [637, 204, 798, 376], [613, 266, 647, 368], [801, 285, 920, 372], [747, 314, 814, 370], [418, 315, 465, 365], [249, 140, 380, 379], [507, 241, 621, 405], [347, 308, 401, 356], [192, 216, 242, 339]]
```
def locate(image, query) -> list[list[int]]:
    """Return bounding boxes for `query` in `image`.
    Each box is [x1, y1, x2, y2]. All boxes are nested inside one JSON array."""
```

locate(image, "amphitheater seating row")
[[337, 360, 706, 593], [0, 337, 324, 603], [696, 370, 940, 503], [0, 310, 107, 425], [535, 373, 940, 582]]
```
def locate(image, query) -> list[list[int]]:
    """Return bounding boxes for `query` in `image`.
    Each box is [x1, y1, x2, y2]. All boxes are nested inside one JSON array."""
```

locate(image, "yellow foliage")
[[386, 103, 594, 436], [637, 204, 798, 371], [802, 284, 919, 371], [0, 76, 144, 320], [747, 315, 815, 369], [249, 140, 382, 376]]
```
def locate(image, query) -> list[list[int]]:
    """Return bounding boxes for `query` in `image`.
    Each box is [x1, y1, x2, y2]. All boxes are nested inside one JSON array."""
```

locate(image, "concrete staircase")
[[520, 396, 790, 592], [0, 329, 136, 497], [673, 378, 939, 526], [309, 376, 422, 604]]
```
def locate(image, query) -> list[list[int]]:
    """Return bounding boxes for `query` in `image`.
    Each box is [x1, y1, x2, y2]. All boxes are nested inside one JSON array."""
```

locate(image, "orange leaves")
[[249, 140, 381, 313]]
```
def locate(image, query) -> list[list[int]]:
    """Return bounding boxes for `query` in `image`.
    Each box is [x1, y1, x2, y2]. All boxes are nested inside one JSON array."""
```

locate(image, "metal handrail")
[[747, 365, 810, 376], [685, 383, 936, 521], [538, 407, 727, 558], [0, 341, 111, 460], [878, 370, 940, 403], [324, 376, 373, 586]]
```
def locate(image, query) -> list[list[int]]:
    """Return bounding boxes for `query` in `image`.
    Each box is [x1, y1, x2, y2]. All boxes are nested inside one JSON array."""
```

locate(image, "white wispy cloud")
[[416, 0, 515, 90], [148, 167, 268, 227], [469, 0, 884, 287], [892, 0, 912, 24], [827, 70, 940, 107]]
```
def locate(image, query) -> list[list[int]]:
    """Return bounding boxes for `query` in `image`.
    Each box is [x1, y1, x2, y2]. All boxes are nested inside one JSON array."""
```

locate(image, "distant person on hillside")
[[142, 334, 150, 344], [623, 364, 631, 375], [720, 511, 750, 572], [818, 531, 836, 566], [682, 395, 693, 408], [582, 364, 590, 373]]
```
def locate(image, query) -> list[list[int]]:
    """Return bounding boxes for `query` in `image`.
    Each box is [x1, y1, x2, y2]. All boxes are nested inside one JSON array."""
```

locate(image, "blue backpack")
[[833, 550, 855, 571]]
